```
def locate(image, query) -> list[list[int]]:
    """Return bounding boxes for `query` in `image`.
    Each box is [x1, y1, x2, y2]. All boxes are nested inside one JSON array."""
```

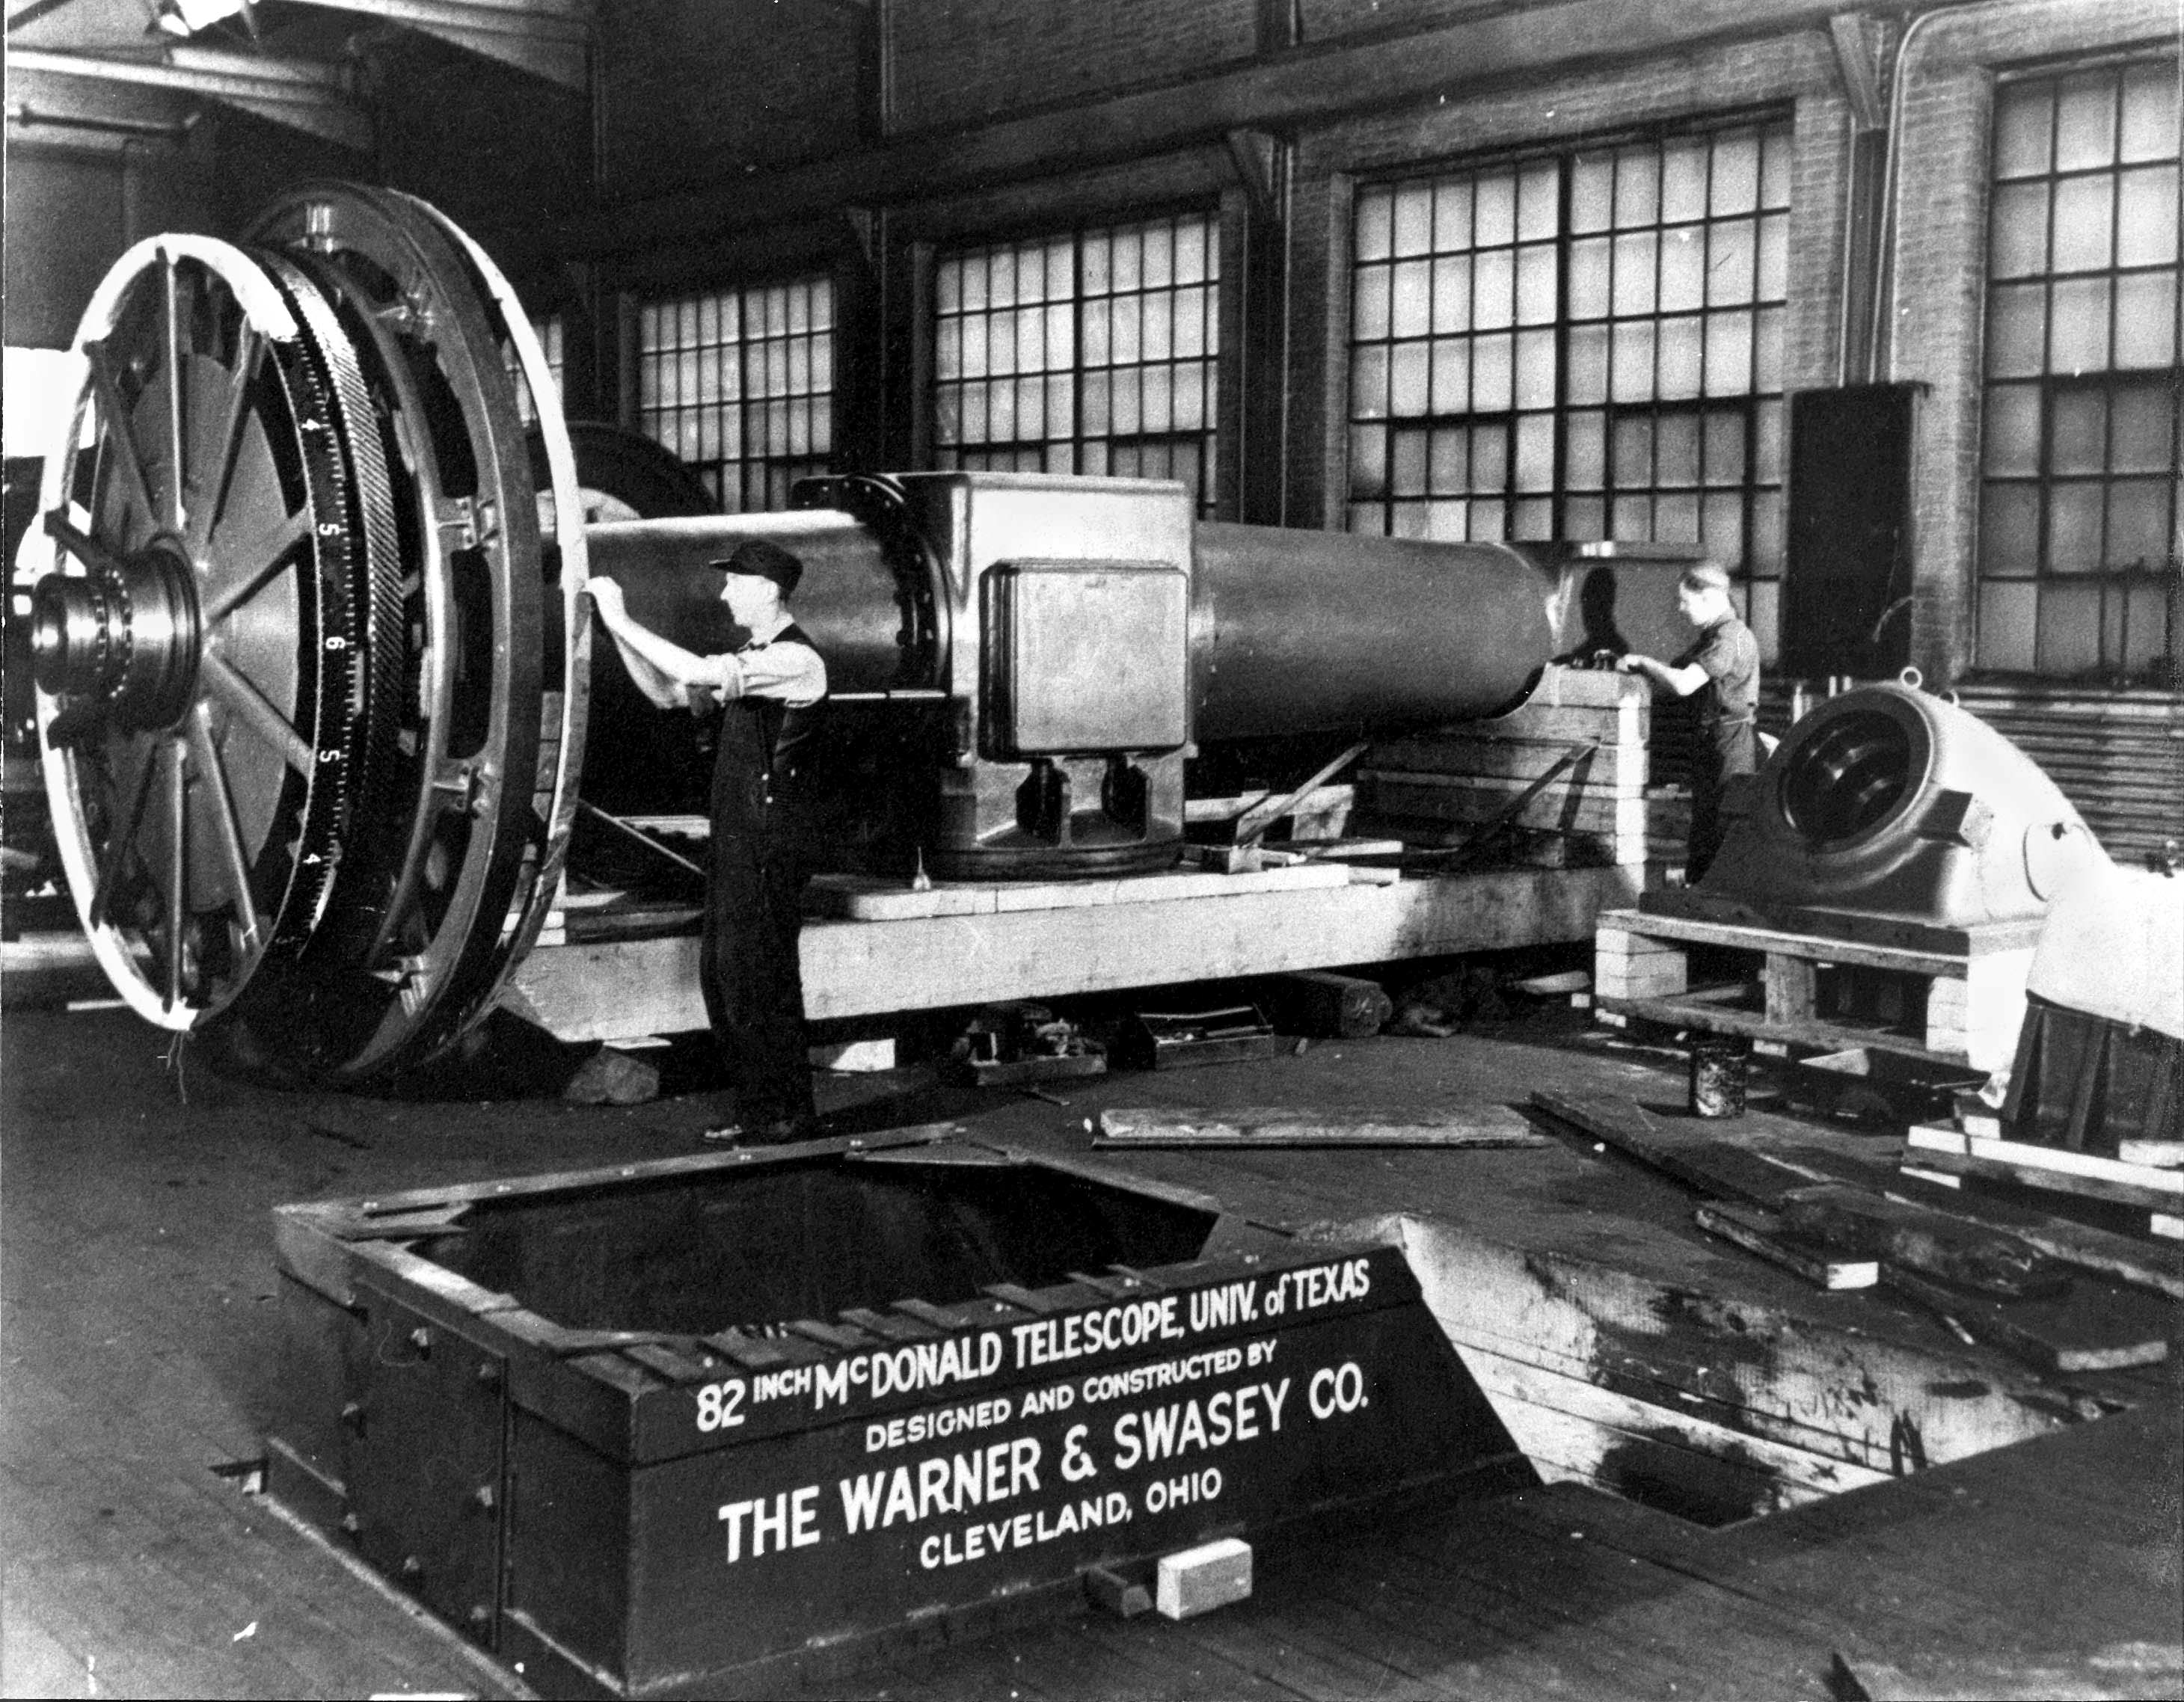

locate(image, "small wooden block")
[[1595, 965, 1689, 999], [1595, 933, 1686, 963], [1520, 665, 1651, 708], [810, 1037, 897, 1072], [1156, 1537, 1252, 1620], [1084, 1563, 1153, 1619], [1764, 953, 1818, 1025]]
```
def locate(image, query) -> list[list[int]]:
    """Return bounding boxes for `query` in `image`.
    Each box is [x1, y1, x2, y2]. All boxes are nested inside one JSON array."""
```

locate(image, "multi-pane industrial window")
[[1348, 121, 1791, 647], [509, 313, 564, 427], [637, 278, 835, 512], [933, 213, 1220, 511], [1978, 60, 2180, 680]]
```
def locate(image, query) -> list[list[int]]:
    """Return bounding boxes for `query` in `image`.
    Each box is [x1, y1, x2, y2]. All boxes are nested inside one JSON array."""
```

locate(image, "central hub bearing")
[[31, 540, 202, 729]]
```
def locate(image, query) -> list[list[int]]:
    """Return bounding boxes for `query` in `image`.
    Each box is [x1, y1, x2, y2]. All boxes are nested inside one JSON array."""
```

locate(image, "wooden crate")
[[1358, 666, 1660, 867], [1592, 907, 2040, 1074]]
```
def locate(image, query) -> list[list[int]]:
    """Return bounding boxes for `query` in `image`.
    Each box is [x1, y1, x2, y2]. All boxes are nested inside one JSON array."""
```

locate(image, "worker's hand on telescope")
[[584, 577, 626, 624]]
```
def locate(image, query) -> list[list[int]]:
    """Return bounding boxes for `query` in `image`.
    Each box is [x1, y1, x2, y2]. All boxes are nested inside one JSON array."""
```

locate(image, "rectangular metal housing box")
[[266, 1129, 1515, 1698], [984, 560, 1189, 756]]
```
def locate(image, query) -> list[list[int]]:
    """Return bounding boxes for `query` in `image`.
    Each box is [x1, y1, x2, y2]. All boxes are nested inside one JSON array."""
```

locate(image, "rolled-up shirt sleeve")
[[689, 642, 826, 707]]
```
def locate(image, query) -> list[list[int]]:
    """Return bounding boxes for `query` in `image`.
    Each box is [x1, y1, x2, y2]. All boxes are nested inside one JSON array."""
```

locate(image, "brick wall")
[[597, 0, 865, 199], [887, 0, 1256, 133]]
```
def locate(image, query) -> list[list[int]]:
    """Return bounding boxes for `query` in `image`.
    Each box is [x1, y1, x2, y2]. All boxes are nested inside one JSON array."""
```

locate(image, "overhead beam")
[[5, 82, 199, 149], [553, 0, 1982, 257], [7, 44, 369, 148], [302, 0, 592, 90]]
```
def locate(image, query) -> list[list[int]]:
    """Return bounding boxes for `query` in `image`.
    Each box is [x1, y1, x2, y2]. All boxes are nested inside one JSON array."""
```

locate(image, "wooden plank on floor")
[[1, 1364, 509, 1701], [1378, 1504, 1835, 1701], [1880, 1170, 2184, 1301], [1881, 1268, 2171, 1374], [1907, 1127, 2184, 1210], [1532, 1090, 1823, 1208], [1095, 1105, 1547, 1149], [1170, 1579, 1451, 1701], [1552, 1401, 2184, 1694]]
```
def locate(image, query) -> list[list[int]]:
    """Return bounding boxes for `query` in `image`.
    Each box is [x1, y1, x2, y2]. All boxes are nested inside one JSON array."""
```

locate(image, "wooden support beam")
[[8, 43, 367, 147], [503, 863, 1643, 1042]]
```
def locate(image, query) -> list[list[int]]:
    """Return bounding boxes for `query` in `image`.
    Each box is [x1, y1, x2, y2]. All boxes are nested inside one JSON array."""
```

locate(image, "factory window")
[[933, 213, 1220, 511], [637, 277, 835, 512], [508, 313, 565, 428], [1977, 59, 2180, 681], [1346, 120, 1791, 645]]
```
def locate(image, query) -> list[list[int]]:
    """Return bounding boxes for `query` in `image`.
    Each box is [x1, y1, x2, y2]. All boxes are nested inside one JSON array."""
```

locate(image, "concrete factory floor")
[[2, 997, 2178, 1700]]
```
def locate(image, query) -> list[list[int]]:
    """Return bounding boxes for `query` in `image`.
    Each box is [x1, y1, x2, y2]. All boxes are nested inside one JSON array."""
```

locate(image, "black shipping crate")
[[269, 1128, 1518, 1697]]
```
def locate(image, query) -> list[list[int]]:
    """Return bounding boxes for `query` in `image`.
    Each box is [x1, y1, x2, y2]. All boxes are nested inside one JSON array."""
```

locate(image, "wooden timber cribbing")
[[1357, 666, 1677, 867], [1593, 905, 2039, 1075]]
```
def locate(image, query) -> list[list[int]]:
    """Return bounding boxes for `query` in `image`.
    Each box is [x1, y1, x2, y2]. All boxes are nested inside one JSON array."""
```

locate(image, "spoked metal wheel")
[[30, 235, 390, 1030], [28, 188, 588, 1085], [230, 183, 589, 1081]]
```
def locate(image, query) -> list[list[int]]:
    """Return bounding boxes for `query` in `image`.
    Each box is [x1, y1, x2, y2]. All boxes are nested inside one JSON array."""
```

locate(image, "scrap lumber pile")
[[1904, 1096, 2183, 1242], [1355, 666, 1686, 868], [1535, 1092, 2180, 1377]]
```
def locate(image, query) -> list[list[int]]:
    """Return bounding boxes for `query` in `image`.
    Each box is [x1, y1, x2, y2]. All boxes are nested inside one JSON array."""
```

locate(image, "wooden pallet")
[[1593, 906, 2038, 1074]]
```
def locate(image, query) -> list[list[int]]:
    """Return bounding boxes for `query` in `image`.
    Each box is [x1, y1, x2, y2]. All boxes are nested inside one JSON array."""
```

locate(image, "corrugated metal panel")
[[1951, 684, 2183, 866]]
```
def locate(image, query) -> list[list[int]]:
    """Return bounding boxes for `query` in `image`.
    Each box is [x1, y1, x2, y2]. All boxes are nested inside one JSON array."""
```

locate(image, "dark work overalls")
[[699, 623, 825, 1131], [1675, 614, 1758, 885]]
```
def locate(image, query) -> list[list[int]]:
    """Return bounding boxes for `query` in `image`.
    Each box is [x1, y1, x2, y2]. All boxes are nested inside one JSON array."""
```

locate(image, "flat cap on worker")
[[708, 540, 804, 595]]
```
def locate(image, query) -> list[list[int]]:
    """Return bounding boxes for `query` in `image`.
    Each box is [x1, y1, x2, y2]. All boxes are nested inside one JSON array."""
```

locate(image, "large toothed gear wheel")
[[230, 184, 589, 1081], [29, 235, 393, 1031], [28, 186, 589, 1086]]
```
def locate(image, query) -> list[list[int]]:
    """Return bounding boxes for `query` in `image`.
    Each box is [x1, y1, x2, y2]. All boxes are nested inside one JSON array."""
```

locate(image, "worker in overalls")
[[1616, 562, 1758, 884], [585, 541, 829, 1143]]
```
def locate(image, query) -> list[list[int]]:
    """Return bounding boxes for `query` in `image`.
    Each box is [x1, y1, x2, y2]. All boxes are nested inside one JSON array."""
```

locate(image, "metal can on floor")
[[1689, 1034, 1750, 1119]]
